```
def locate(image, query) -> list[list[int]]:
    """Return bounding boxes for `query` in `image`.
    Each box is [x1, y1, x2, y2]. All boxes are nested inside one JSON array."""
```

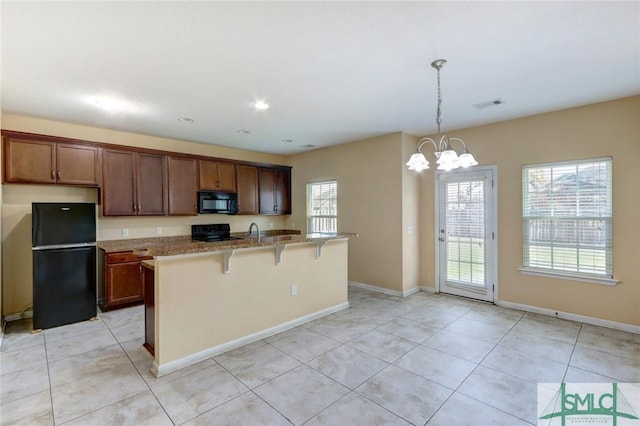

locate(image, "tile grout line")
[[562, 322, 583, 383], [421, 308, 530, 426], [104, 317, 178, 426], [43, 330, 57, 426]]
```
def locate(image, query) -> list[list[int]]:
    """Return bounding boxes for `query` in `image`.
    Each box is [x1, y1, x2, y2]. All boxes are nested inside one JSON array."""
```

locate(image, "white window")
[[307, 180, 337, 234], [522, 158, 613, 283]]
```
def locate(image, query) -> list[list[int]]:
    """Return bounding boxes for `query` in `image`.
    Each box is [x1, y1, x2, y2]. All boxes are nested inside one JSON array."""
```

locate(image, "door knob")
[[439, 237, 445, 242]]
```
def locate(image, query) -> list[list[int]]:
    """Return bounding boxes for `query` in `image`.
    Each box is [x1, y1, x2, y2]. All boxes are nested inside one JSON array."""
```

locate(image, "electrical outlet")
[[269, 222, 274, 229], [291, 222, 296, 229], [122, 228, 129, 237], [291, 284, 298, 296], [156, 227, 162, 235]]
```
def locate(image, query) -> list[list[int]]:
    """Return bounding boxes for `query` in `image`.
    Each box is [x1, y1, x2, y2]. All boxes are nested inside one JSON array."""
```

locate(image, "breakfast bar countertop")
[[97, 230, 357, 257]]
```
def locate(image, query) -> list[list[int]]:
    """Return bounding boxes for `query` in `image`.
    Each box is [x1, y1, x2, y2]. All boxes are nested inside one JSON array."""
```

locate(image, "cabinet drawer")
[[105, 252, 140, 264]]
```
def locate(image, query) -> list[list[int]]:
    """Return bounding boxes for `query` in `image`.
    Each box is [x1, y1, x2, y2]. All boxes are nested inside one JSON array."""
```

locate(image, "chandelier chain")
[[436, 66, 442, 135]]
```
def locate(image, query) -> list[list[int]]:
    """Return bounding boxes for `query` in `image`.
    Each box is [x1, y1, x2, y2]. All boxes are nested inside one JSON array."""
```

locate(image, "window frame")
[[519, 157, 618, 286], [306, 180, 338, 235]]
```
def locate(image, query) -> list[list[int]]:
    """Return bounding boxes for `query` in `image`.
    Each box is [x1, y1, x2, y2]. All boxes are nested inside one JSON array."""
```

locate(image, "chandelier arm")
[[416, 137, 438, 153]]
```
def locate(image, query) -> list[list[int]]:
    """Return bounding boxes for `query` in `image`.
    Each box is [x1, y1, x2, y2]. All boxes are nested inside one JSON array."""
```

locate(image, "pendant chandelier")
[[406, 59, 478, 172]]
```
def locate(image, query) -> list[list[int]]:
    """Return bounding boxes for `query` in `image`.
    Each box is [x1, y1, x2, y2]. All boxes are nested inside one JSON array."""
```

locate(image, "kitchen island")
[[100, 231, 353, 377]]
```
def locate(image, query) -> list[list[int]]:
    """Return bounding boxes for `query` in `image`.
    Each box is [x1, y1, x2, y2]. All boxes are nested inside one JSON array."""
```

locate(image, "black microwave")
[[198, 191, 238, 215]]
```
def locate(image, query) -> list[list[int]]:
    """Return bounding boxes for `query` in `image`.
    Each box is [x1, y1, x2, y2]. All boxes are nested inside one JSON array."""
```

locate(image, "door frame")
[[434, 165, 499, 303]]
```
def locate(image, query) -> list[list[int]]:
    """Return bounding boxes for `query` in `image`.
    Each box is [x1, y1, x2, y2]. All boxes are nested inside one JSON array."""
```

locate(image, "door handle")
[[439, 237, 445, 242]]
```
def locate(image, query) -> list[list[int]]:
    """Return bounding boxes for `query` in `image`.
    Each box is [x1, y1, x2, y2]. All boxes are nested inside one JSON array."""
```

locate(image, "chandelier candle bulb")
[[406, 59, 478, 172]]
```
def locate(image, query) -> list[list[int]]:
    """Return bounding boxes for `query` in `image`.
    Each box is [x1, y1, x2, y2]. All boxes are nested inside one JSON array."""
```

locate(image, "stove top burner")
[[191, 223, 242, 243], [192, 235, 243, 242]]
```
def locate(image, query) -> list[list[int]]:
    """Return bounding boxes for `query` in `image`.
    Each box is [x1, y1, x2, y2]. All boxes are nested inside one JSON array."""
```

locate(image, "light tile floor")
[[1, 287, 639, 425]]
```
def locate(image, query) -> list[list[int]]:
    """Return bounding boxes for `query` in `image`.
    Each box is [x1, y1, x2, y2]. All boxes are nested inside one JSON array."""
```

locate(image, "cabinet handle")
[[51, 170, 56, 180], [57, 170, 61, 180], [138, 204, 141, 213]]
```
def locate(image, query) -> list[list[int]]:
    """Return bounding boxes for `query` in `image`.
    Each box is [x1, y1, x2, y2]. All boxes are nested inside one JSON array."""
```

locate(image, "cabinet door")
[[274, 169, 291, 214], [4, 138, 55, 183], [105, 261, 144, 306], [102, 150, 136, 216], [236, 165, 259, 215], [56, 143, 99, 186], [258, 167, 276, 214], [168, 156, 198, 215], [198, 159, 219, 190], [199, 160, 237, 192], [136, 153, 166, 215], [217, 162, 237, 192]]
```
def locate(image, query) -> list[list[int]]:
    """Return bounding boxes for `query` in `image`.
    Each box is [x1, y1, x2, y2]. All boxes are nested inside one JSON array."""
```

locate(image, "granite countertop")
[[98, 229, 357, 257]]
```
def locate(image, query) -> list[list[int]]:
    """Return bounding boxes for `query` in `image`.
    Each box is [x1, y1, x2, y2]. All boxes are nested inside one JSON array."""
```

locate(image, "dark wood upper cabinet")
[[236, 165, 259, 215], [102, 150, 136, 216], [2, 130, 293, 218], [168, 156, 198, 215], [3, 137, 99, 186], [199, 160, 236, 192], [259, 167, 291, 215], [102, 150, 166, 216], [136, 153, 166, 215]]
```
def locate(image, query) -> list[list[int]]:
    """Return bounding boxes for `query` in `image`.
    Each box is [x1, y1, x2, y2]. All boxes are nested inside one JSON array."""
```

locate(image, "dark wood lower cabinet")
[[142, 261, 155, 355], [98, 250, 151, 312]]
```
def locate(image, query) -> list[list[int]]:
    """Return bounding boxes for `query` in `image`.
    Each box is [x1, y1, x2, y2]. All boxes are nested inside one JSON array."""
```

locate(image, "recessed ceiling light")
[[282, 139, 293, 143], [254, 100, 270, 111], [178, 117, 194, 123], [92, 96, 125, 112], [237, 129, 251, 134]]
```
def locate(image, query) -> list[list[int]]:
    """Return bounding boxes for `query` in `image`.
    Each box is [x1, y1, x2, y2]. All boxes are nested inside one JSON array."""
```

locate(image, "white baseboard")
[[348, 281, 421, 298], [3, 310, 33, 322], [498, 300, 640, 335], [151, 301, 349, 377]]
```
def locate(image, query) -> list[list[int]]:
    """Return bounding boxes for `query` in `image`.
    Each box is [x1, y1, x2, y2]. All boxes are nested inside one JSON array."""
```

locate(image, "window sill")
[[518, 267, 619, 286]]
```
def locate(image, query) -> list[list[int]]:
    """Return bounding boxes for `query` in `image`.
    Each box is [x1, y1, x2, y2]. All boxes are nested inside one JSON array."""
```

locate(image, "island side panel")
[[154, 239, 348, 367]]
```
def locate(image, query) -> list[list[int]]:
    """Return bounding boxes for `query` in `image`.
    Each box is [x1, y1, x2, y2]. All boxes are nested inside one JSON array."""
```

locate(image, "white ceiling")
[[2, 2, 639, 155]]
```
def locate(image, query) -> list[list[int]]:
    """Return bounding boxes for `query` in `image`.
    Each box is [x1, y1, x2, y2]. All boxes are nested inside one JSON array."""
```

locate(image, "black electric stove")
[[191, 223, 243, 242]]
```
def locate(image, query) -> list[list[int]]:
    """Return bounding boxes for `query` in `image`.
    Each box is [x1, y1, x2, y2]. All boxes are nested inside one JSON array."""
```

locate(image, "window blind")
[[307, 180, 337, 234], [522, 158, 612, 277]]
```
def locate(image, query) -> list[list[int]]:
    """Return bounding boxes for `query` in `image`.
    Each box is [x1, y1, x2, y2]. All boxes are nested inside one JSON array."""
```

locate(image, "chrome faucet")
[[248, 222, 260, 238]]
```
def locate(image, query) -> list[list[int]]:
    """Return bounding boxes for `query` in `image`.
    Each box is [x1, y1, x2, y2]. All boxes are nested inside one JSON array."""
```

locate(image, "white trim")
[[498, 300, 640, 335], [435, 166, 498, 303], [348, 281, 420, 298], [151, 301, 349, 377], [3, 310, 33, 322], [518, 267, 619, 286], [0, 319, 5, 350]]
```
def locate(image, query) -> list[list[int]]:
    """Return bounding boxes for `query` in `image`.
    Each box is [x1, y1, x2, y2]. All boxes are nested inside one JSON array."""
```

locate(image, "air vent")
[[473, 98, 506, 110], [299, 144, 316, 149]]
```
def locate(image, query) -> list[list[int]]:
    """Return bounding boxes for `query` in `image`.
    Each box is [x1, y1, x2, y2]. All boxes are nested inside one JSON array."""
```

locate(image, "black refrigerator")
[[32, 202, 97, 330]]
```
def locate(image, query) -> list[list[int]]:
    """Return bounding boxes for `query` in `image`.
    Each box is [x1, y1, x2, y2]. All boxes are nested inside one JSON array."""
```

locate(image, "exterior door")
[[436, 167, 496, 302]]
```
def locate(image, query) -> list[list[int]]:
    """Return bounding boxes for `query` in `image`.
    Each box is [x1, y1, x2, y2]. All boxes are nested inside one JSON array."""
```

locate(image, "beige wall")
[[155, 239, 348, 368], [285, 133, 407, 293], [418, 96, 640, 326], [1, 114, 289, 316], [401, 133, 421, 292]]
